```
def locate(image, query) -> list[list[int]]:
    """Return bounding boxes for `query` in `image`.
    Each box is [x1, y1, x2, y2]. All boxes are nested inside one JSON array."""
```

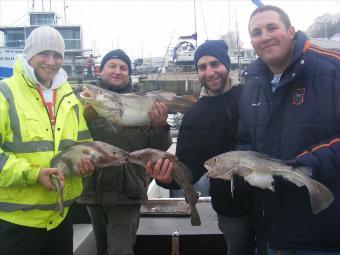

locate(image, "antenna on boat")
[[198, 0, 208, 40], [235, 10, 242, 81], [63, 0, 68, 25], [32, 0, 35, 12], [193, 0, 197, 47], [155, 30, 176, 85]]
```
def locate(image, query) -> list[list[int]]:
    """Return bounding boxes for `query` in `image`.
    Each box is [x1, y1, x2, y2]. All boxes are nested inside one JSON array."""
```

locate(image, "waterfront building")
[[0, 11, 83, 80]]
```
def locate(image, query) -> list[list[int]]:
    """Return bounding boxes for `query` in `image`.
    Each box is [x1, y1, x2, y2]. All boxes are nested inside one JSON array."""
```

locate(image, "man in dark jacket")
[[239, 5, 340, 254], [77, 49, 172, 255], [146, 40, 255, 255]]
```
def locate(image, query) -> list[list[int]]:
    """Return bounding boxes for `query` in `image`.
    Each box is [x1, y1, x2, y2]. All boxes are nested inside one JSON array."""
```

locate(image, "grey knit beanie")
[[24, 26, 65, 60]]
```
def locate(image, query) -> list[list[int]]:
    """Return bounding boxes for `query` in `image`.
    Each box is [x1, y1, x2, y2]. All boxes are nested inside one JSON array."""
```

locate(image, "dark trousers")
[[0, 214, 73, 255], [217, 214, 256, 255], [88, 204, 141, 255]]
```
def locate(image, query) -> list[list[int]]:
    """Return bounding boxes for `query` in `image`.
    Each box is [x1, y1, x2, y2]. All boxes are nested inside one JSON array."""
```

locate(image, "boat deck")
[[73, 198, 227, 255]]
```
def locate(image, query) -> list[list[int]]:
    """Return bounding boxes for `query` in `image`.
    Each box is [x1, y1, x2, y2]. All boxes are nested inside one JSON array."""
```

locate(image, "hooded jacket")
[[0, 55, 91, 230], [238, 31, 340, 250]]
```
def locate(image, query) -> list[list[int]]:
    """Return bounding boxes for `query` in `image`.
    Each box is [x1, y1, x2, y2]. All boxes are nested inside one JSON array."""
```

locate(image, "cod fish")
[[128, 148, 201, 226], [80, 84, 197, 126], [205, 151, 334, 214], [50, 141, 129, 216]]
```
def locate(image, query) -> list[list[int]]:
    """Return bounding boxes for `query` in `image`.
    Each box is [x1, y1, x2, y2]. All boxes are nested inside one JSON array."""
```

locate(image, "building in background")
[[0, 11, 84, 81]]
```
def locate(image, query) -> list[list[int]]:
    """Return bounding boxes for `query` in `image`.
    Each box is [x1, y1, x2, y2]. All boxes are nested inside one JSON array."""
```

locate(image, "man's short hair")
[[248, 5, 291, 31]]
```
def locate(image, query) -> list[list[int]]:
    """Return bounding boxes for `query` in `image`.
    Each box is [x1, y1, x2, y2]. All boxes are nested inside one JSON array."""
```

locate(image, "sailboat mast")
[[193, 0, 197, 47]]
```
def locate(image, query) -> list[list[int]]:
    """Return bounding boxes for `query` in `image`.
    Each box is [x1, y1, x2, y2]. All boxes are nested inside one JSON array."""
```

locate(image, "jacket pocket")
[[21, 110, 47, 141]]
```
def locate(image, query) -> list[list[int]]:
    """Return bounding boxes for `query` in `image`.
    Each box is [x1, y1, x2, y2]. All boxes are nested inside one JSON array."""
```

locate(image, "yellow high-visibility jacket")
[[0, 57, 92, 230]]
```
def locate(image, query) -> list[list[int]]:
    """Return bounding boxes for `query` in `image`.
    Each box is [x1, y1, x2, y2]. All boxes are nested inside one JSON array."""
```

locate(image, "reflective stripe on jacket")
[[0, 58, 92, 230]]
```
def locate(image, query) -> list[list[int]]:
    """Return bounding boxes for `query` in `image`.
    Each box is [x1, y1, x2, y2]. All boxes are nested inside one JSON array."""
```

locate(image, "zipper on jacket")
[[35, 86, 55, 139]]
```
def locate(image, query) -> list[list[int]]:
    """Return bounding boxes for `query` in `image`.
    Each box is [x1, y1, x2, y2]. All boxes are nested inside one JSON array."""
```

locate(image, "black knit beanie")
[[100, 49, 131, 75], [194, 40, 231, 70]]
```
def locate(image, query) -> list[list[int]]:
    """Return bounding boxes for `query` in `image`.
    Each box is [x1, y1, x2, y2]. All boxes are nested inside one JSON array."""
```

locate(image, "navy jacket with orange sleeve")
[[238, 31, 340, 251]]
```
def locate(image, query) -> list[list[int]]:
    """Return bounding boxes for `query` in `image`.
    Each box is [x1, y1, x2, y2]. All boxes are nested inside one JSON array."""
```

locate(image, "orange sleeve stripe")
[[309, 45, 340, 60], [303, 40, 311, 52], [309, 43, 340, 55], [298, 138, 340, 157]]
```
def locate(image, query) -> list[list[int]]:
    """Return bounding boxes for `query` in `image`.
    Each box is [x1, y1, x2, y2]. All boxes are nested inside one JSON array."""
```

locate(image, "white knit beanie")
[[24, 26, 65, 60]]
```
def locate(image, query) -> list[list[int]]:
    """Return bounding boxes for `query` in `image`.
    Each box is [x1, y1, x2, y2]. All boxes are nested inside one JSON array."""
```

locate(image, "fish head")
[[91, 141, 129, 167], [128, 148, 166, 167], [80, 85, 123, 122], [204, 154, 236, 180]]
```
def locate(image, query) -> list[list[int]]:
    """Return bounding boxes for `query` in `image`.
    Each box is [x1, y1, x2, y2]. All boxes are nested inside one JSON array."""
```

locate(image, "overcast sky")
[[0, 0, 339, 59]]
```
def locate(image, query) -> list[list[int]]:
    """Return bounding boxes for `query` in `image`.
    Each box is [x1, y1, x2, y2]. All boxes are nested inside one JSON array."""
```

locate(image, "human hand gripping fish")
[[205, 151, 334, 214], [50, 141, 129, 217]]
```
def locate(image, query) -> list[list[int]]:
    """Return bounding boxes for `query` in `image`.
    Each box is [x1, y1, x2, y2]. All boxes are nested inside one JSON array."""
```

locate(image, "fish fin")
[[232, 165, 253, 176], [245, 151, 289, 164], [304, 178, 334, 214], [293, 166, 313, 177], [307, 179, 334, 214]]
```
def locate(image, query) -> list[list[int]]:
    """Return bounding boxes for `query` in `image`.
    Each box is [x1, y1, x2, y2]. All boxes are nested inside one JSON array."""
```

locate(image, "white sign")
[[0, 48, 23, 68], [0, 47, 23, 78]]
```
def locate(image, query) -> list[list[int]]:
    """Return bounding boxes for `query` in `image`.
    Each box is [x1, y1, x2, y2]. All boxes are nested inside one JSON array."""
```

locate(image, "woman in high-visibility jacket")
[[0, 26, 95, 255]]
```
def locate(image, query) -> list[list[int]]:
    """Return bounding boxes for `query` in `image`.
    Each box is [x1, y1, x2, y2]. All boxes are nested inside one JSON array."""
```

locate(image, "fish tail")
[[306, 179, 334, 214], [49, 174, 65, 217], [190, 204, 201, 226]]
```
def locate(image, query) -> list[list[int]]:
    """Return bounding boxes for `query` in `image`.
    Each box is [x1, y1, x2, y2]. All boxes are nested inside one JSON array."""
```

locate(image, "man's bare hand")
[[76, 158, 96, 176], [145, 158, 173, 183], [149, 101, 169, 128], [38, 168, 64, 190]]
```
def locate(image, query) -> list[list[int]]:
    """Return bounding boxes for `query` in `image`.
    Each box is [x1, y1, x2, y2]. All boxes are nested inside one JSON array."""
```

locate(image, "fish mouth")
[[203, 160, 213, 172]]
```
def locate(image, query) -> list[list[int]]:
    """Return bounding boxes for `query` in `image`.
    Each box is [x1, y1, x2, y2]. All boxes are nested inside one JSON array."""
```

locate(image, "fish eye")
[[112, 151, 116, 154], [99, 91, 103, 94]]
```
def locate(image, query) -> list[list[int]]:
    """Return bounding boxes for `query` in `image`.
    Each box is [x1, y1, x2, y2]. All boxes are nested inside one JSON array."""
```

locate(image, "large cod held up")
[[205, 151, 334, 214], [80, 84, 197, 126]]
